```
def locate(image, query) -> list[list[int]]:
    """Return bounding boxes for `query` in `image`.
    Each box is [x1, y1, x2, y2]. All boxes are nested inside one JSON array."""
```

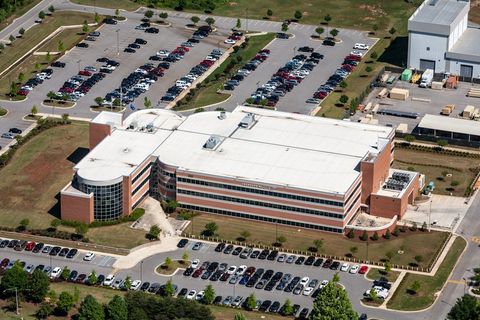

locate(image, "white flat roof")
[[410, 0, 467, 26], [77, 107, 395, 194], [418, 114, 480, 136]]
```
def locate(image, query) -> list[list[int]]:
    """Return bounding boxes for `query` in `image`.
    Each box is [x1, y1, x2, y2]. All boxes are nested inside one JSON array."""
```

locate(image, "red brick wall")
[[122, 176, 132, 217], [360, 141, 392, 206], [344, 220, 397, 237], [60, 192, 94, 223], [89, 123, 111, 149]]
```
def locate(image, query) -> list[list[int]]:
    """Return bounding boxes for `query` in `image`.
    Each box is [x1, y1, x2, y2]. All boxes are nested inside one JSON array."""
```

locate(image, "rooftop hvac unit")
[[203, 135, 222, 150], [218, 111, 226, 120], [384, 178, 407, 191], [239, 113, 255, 129], [146, 123, 154, 132], [392, 172, 411, 183]]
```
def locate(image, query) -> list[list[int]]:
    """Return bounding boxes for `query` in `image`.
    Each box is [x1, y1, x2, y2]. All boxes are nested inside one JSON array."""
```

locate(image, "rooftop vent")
[[218, 111, 226, 120], [122, 148, 130, 153], [239, 113, 256, 129], [203, 135, 223, 150], [146, 123, 154, 132]]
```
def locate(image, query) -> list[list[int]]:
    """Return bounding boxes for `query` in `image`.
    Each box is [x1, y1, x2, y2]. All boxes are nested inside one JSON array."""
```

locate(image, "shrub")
[[410, 222, 418, 232], [347, 229, 355, 239], [371, 232, 379, 241], [384, 229, 391, 239], [359, 230, 368, 241]]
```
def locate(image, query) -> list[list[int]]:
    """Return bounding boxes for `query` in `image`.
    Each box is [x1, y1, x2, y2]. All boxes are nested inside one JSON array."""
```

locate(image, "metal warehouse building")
[[408, 0, 480, 79]]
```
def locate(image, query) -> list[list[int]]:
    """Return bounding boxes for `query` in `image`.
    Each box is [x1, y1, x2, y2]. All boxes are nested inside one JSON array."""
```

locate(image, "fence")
[[181, 231, 451, 273]]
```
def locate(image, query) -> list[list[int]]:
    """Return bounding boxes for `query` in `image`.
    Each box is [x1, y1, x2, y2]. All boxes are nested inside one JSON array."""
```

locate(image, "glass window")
[[75, 178, 123, 221]]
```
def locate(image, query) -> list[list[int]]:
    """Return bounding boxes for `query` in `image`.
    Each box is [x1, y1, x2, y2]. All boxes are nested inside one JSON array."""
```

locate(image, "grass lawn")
[[86, 223, 149, 249], [70, 0, 140, 11], [387, 237, 467, 311], [0, 0, 42, 32], [174, 33, 275, 111], [209, 305, 291, 320], [156, 260, 190, 275], [187, 214, 449, 268], [366, 268, 401, 283], [393, 148, 479, 196], [0, 122, 88, 229], [38, 27, 86, 52]]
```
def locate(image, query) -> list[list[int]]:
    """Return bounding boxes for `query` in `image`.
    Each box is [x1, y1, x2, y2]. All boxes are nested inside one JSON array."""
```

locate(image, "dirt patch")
[[358, 4, 386, 17], [228, 2, 238, 6]]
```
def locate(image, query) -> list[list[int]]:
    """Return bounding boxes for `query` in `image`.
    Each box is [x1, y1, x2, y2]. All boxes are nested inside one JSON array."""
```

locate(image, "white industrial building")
[[408, 0, 480, 79]]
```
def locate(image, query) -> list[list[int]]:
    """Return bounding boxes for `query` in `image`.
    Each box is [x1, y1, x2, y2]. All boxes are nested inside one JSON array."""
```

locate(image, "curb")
[[0, 107, 9, 118], [41, 101, 76, 109], [0, 96, 27, 103], [176, 93, 232, 113]]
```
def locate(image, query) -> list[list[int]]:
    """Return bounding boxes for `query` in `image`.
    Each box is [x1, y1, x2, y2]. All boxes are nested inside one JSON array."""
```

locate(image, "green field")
[[38, 27, 86, 53], [70, 0, 140, 11], [187, 214, 449, 268], [366, 268, 401, 283], [0, 0, 42, 32], [387, 237, 467, 311]]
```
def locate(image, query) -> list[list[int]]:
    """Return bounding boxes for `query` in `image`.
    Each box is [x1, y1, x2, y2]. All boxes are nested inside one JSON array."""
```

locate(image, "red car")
[[178, 46, 189, 52], [192, 268, 203, 278], [17, 89, 29, 96], [25, 242, 36, 251], [0, 258, 9, 269], [259, 49, 271, 54], [229, 35, 241, 41], [359, 265, 368, 274], [79, 70, 92, 76], [345, 55, 361, 61]]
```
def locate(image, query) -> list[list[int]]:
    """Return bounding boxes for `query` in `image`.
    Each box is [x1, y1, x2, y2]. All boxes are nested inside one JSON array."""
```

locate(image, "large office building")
[[61, 107, 421, 234], [408, 0, 480, 78]]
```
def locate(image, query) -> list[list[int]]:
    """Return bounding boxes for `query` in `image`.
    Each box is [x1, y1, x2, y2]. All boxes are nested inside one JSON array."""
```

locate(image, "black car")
[[145, 27, 159, 33], [35, 264, 44, 272], [269, 301, 281, 313], [313, 258, 324, 267], [177, 239, 188, 248], [299, 308, 310, 319], [258, 249, 270, 260], [0, 240, 9, 248], [201, 271, 211, 280], [295, 256, 305, 265], [311, 52, 324, 59], [305, 256, 315, 265], [276, 32, 289, 39], [65, 248, 77, 258], [58, 248, 69, 257], [232, 247, 242, 256], [183, 267, 194, 276], [359, 314, 368, 320], [267, 250, 278, 261], [128, 43, 141, 49], [135, 38, 147, 45], [215, 243, 226, 252], [68, 270, 78, 282], [213, 295, 223, 305], [178, 287, 188, 297], [188, 38, 200, 43], [76, 42, 89, 48], [323, 39, 336, 46], [149, 55, 161, 61], [52, 61, 66, 68], [140, 282, 150, 291], [49, 246, 61, 256], [250, 250, 260, 259], [259, 300, 272, 312], [103, 18, 117, 25], [14, 240, 27, 251], [148, 283, 161, 294], [298, 46, 314, 52], [158, 62, 170, 69], [223, 244, 234, 254], [96, 275, 105, 285], [330, 261, 340, 270], [8, 240, 18, 248], [124, 48, 136, 53]]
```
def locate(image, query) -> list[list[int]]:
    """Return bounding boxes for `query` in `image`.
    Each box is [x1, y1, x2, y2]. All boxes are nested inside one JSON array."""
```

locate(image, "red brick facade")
[[60, 188, 94, 223]]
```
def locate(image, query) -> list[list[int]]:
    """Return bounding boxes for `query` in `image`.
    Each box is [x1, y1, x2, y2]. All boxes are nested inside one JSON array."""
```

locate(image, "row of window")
[[177, 177, 344, 207], [159, 168, 175, 178], [132, 175, 150, 196], [132, 163, 152, 184], [76, 180, 123, 221], [180, 204, 343, 233], [345, 192, 361, 216], [344, 182, 361, 207], [178, 189, 344, 219]]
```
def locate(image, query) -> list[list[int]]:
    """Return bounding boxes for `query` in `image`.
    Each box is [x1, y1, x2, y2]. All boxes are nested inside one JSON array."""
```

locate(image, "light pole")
[[76, 59, 81, 73], [245, 7, 248, 33], [140, 261, 143, 283], [116, 29, 120, 55], [3, 287, 19, 315]]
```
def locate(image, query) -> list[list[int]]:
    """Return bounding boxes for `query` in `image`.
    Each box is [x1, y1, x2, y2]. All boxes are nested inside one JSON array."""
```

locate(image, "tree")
[[106, 295, 128, 320], [340, 80, 348, 89], [369, 287, 378, 302], [182, 251, 189, 262], [365, 66, 373, 73], [60, 266, 71, 281], [115, 9, 120, 17], [39, 11, 46, 20], [447, 294, 480, 320], [234, 314, 247, 320], [61, 113, 69, 124], [267, 9, 273, 17], [294, 10, 302, 20], [95, 12, 100, 24], [19, 28, 25, 36], [95, 96, 104, 106], [392, 226, 400, 236], [384, 261, 392, 274], [1, 262, 28, 294], [410, 280, 421, 294], [164, 279, 175, 297], [9, 81, 17, 97], [56, 291, 74, 316], [339, 95, 349, 104], [371, 231, 379, 241], [411, 222, 418, 231], [204, 222, 218, 236], [414, 255, 423, 265], [144, 10, 154, 19], [313, 239, 323, 252], [205, 17, 215, 26], [203, 284, 215, 304], [27, 269, 50, 302], [281, 23, 288, 32], [347, 229, 355, 239], [144, 96, 152, 108], [19, 218, 29, 229], [123, 276, 132, 291], [31, 105, 38, 116], [82, 20, 89, 34], [324, 14, 332, 24], [245, 293, 256, 311], [349, 246, 358, 257], [236, 18, 241, 29], [330, 28, 339, 38], [37, 302, 54, 319], [385, 250, 395, 261], [75, 223, 88, 236], [0, 43, 5, 51], [360, 230, 368, 241], [48, 5, 55, 14], [164, 257, 173, 269], [276, 235, 287, 246], [191, 16, 200, 25], [45, 51, 51, 62], [385, 229, 391, 239], [283, 298, 294, 315], [159, 12, 168, 22], [310, 278, 358, 320], [332, 272, 340, 283], [370, 51, 378, 59], [8, 36, 16, 46], [87, 270, 97, 285], [113, 98, 121, 107], [373, 24, 379, 33], [315, 26, 324, 37], [389, 27, 397, 37], [17, 72, 25, 83], [404, 135, 416, 143], [58, 40, 65, 52], [78, 294, 105, 320], [239, 230, 251, 241], [148, 225, 161, 239]]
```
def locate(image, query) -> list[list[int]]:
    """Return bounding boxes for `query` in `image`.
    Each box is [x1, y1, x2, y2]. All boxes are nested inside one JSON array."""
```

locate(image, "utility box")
[[431, 81, 443, 90], [396, 123, 408, 133], [389, 88, 409, 100], [377, 88, 388, 98], [401, 69, 412, 81]]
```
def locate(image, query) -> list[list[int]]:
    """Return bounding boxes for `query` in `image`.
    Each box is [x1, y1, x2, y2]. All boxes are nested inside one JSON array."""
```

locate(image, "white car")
[[319, 280, 329, 289], [300, 276, 310, 286], [156, 50, 170, 57], [130, 280, 142, 290], [235, 265, 247, 276], [85, 66, 97, 72], [186, 290, 196, 300], [102, 64, 115, 70], [303, 287, 314, 296], [205, 55, 217, 61], [350, 50, 364, 57], [354, 43, 369, 50], [349, 264, 360, 274], [224, 38, 236, 44], [227, 265, 237, 275], [103, 274, 115, 286], [191, 259, 200, 269], [195, 291, 205, 301], [83, 252, 95, 261], [340, 263, 350, 272], [365, 287, 389, 299], [50, 267, 62, 279]]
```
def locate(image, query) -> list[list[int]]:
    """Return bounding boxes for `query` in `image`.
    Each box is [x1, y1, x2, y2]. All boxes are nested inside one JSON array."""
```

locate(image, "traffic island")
[[155, 260, 190, 276]]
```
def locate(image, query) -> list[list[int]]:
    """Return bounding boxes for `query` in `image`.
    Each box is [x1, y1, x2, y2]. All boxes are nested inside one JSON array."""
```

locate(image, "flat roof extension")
[[418, 114, 480, 137], [409, 0, 469, 35]]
